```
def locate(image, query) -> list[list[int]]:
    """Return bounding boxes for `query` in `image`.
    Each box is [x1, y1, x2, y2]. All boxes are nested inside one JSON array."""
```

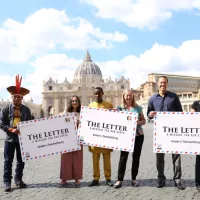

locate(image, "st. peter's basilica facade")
[[42, 51, 130, 116]]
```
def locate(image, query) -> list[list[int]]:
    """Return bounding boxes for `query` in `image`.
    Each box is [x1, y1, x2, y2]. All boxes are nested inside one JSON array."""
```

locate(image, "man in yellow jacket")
[[88, 87, 113, 187]]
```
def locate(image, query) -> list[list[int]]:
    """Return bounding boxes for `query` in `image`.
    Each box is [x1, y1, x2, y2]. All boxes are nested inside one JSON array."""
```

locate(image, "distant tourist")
[[191, 100, 200, 190], [147, 76, 185, 190], [60, 95, 83, 186], [88, 87, 113, 187], [114, 89, 146, 188], [0, 75, 32, 192]]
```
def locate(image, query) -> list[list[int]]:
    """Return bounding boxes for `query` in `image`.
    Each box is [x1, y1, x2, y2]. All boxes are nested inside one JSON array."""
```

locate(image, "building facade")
[[137, 73, 200, 117], [42, 51, 130, 116], [42, 51, 200, 117]]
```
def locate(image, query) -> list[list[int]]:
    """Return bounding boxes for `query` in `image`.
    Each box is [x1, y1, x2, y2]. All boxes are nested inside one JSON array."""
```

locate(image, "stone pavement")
[[0, 130, 5, 140], [0, 123, 199, 200]]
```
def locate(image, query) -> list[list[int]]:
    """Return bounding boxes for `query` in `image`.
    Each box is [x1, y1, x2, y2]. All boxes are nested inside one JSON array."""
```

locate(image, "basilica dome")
[[73, 51, 102, 84]]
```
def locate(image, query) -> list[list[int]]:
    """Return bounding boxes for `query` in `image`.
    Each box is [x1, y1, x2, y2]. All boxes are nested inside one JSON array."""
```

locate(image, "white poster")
[[18, 113, 81, 161], [78, 106, 138, 152], [154, 112, 200, 155]]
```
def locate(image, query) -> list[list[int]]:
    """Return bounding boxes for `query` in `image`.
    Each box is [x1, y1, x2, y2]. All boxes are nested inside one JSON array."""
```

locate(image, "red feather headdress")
[[7, 74, 30, 96], [15, 74, 22, 94]]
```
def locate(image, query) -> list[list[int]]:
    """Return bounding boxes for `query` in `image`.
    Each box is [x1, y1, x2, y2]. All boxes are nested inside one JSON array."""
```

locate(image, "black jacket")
[[0, 104, 31, 143]]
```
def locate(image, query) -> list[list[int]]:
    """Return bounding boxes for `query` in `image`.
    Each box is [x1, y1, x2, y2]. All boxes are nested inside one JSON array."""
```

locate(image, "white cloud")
[[82, 0, 200, 30], [0, 28, 30, 63], [98, 40, 200, 88], [0, 75, 13, 100], [0, 8, 128, 63], [28, 40, 200, 103], [21, 54, 82, 103], [1, 40, 200, 104]]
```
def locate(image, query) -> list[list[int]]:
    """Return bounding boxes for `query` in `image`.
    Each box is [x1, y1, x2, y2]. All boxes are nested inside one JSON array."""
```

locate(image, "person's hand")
[[149, 111, 157, 118], [8, 128, 20, 134]]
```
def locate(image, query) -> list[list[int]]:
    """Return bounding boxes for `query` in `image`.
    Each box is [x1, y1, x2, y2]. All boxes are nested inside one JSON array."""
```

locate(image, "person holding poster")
[[147, 76, 185, 190], [191, 100, 200, 190], [113, 89, 146, 189], [88, 87, 113, 187], [60, 95, 83, 186], [0, 75, 31, 192]]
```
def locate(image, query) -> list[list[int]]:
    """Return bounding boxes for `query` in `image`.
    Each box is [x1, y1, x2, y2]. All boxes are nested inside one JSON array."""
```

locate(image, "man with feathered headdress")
[[0, 75, 32, 192]]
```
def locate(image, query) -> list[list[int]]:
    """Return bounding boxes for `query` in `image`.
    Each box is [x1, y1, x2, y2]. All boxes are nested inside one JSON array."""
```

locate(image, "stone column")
[[86, 97, 90, 106], [64, 97, 68, 112], [82, 93, 87, 106], [188, 104, 190, 112], [43, 97, 48, 117], [114, 94, 119, 108], [54, 96, 59, 115]]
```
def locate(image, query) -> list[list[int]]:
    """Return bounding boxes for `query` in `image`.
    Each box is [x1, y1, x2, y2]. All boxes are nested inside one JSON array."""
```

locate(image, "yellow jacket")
[[88, 100, 113, 153]]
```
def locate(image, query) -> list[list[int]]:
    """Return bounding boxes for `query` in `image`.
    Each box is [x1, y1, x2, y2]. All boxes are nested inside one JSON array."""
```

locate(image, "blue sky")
[[0, 0, 200, 103]]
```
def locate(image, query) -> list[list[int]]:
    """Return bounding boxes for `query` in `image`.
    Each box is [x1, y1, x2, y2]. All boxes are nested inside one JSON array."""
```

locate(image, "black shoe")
[[196, 183, 200, 191], [88, 180, 99, 187], [131, 181, 139, 187], [75, 182, 81, 187], [113, 182, 122, 189], [157, 180, 165, 188], [106, 180, 113, 187], [174, 181, 186, 190], [15, 180, 27, 188], [4, 182, 11, 192]]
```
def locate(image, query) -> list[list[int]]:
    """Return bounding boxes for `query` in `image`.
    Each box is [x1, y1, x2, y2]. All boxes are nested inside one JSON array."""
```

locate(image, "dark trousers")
[[118, 135, 144, 181], [195, 155, 200, 184], [156, 153, 182, 182], [4, 141, 25, 183]]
